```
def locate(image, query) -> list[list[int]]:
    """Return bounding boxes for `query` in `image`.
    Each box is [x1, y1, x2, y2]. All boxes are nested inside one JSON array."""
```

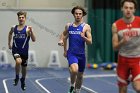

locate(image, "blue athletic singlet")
[[68, 23, 85, 54], [12, 25, 30, 55], [67, 23, 86, 72]]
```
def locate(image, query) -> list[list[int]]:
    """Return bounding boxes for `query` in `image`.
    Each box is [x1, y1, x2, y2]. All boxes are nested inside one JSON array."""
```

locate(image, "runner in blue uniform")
[[8, 11, 36, 90], [58, 6, 92, 93]]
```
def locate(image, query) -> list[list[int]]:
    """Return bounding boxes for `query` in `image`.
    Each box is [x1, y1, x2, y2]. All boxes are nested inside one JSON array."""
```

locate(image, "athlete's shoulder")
[[83, 23, 91, 32], [10, 25, 17, 31], [84, 23, 90, 27], [84, 23, 91, 29], [112, 22, 117, 28], [11, 25, 16, 29], [112, 23, 117, 33], [65, 23, 72, 30]]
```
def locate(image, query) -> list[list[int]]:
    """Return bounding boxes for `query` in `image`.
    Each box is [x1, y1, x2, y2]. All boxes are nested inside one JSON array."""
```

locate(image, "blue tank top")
[[12, 25, 30, 55], [68, 23, 85, 54]]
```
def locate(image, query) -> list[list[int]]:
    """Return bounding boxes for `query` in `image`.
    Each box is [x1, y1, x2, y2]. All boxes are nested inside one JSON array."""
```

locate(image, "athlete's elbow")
[[32, 38, 36, 42], [32, 40, 36, 42], [113, 46, 119, 51], [89, 41, 92, 45], [33, 39, 36, 42], [86, 41, 92, 45]]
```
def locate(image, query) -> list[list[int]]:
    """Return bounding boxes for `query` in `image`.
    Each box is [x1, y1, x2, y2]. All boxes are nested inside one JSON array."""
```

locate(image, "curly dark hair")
[[71, 6, 87, 16]]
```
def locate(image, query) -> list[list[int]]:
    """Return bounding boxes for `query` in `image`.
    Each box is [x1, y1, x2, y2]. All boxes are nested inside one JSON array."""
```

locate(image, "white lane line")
[[3, 78, 13, 93], [81, 74, 116, 93], [35, 78, 51, 93], [67, 74, 114, 93], [35, 77, 68, 93], [83, 74, 116, 78], [36, 74, 116, 93], [82, 85, 98, 93]]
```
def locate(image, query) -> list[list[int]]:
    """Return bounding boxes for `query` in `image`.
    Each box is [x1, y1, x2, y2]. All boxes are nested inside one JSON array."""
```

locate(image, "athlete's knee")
[[70, 67, 78, 76], [132, 80, 140, 92], [71, 69, 78, 75], [16, 58, 22, 65], [134, 87, 140, 93], [21, 59, 27, 67], [133, 86, 140, 93], [69, 65, 78, 74]]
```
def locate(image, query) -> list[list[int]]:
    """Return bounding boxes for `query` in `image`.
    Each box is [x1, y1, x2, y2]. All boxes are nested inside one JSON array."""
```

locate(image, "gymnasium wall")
[[0, 0, 86, 9], [0, 0, 87, 67]]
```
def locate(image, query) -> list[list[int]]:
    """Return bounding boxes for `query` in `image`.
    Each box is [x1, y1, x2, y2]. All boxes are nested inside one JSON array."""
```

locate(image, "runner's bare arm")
[[8, 27, 14, 49], [27, 26, 36, 42], [112, 23, 126, 50], [81, 24, 92, 45], [58, 23, 69, 46]]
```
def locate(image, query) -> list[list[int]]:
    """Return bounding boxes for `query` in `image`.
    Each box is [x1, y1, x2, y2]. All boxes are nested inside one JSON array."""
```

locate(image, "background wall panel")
[[20, 0, 85, 9]]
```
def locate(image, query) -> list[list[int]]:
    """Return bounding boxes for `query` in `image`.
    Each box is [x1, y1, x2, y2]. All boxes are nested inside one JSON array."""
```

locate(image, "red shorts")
[[117, 55, 140, 86]]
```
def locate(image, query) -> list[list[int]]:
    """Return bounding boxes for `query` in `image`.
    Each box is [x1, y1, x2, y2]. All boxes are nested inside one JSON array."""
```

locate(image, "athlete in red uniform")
[[112, 0, 140, 93]]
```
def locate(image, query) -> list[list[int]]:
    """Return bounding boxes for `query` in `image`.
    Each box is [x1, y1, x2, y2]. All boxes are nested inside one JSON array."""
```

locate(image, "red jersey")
[[115, 16, 140, 57]]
